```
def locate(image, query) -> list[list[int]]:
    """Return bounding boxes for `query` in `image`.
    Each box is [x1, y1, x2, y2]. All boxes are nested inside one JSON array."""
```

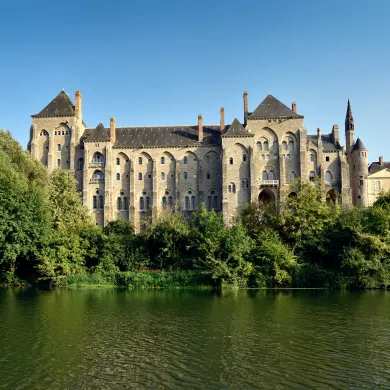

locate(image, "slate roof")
[[32, 91, 75, 118], [248, 94, 303, 119], [369, 162, 390, 175], [352, 138, 367, 151], [83, 124, 223, 147], [222, 118, 253, 137], [307, 134, 342, 151]]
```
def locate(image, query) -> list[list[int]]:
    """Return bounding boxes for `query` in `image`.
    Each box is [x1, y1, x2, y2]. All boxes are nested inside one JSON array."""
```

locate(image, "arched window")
[[54, 131, 57, 136], [207, 196, 212, 211], [168, 196, 173, 207], [191, 196, 196, 210], [77, 158, 84, 170], [116, 173, 120, 180], [162, 197, 167, 207], [57, 159, 61, 167], [310, 153, 315, 162], [263, 141, 269, 151], [138, 157, 142, 165], [92, 153, 104, 163], [184, 172, 188, 180], [185, 196, 190, 210], [288, 171, 297, 180], [160, 157, 165, 165], [229, 157, 233, 165], [161, 172, 165, 180], [99, 195, 104, 209], [116, 158, 120, 165], [93, 196, 97, 209], [206, 172, 210, 180], [138, 172, 142, 180], [117, 197, 122, 210], [146, 197, 151, 209], [282, 141, 287, 151], [309, 171, 315, 182], [228, 185, 232, 193], [325, 171, 333, 183], [140, 197, 145, 210], [92, 170, 104, 181], [262, 171, 268, 180], [57, 144, 61, 151], [183, 156, 188, 164], [269, 171, 275, 180], [288, 140, 294, 152], [124, 197, 128, 210], [257, 141, 262, 151], [243, 154, 247, 162], [232, 183, 236, 193]]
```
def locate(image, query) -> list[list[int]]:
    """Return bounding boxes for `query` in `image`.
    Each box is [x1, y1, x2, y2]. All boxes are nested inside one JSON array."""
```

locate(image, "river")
[[1, 288, 390, 389]]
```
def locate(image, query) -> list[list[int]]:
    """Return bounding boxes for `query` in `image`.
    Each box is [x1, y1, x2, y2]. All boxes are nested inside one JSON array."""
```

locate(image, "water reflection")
[[1, 288, 390, 389]]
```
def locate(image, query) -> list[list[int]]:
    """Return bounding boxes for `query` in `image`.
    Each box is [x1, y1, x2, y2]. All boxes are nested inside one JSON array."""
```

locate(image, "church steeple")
[[345, 99, 355, 154]]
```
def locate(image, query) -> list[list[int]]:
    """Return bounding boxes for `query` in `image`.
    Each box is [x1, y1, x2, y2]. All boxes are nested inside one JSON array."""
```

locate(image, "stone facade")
[[367, 157, 390, 205], [28, 90, 369, 230]]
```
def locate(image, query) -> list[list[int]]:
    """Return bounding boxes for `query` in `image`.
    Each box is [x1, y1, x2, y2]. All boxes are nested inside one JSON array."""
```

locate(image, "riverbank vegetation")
[[1, 130, 390, 289]]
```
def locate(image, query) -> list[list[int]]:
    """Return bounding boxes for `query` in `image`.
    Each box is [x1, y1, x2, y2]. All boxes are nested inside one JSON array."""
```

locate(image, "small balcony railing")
[[90, 162, 105, 168], [90, 178, 104, 184], [260, 180, 279, 186]]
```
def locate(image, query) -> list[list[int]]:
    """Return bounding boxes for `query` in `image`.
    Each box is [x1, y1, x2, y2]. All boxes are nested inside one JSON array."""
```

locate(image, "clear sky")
[[0, 0, 389, 161]]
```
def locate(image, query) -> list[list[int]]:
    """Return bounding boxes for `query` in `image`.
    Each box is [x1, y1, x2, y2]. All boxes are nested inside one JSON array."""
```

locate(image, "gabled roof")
[[368, 162, 390, 175], [32, 91, 75, 118], [222, 118, 253, 137], [248, 94, 303, 120], [82, 124, 222, 147], [83, 123, 110, 142], [352, 138, 367, 151], [307, 134, 342, 151]]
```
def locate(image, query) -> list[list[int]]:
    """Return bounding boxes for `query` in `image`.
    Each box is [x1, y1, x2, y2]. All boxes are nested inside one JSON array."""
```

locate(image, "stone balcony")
[[90, 178, 104, 184], [259, 180, 279, 187], [89, 162, 105, 168]]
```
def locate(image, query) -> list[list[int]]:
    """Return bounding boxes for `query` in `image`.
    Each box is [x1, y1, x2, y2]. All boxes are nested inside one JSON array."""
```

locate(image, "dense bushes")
[[1, 130, 390, 289]]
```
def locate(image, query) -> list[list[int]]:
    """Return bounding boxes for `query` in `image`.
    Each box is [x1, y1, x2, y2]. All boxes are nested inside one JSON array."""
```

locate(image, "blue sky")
[[0, 0, 389, 161]]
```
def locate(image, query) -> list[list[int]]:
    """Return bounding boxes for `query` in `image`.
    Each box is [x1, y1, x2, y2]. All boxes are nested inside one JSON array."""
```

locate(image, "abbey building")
[[28, 90, 369, 229]]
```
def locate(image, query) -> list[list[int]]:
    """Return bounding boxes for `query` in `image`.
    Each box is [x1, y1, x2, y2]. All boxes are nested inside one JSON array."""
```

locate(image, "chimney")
[[292, 101, 296, 113], [317, 128, 322, 148], [198, 114, 203, 143], [220, 107, 225, 132], [75, 91, 82, 118], [110, 117, 116, 143], [243, 91, 248, 125], [332, 124, 339, 144], [379, 156, 383, 165]]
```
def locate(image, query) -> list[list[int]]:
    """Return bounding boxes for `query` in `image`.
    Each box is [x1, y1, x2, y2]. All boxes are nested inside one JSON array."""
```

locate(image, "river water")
[[1, 288, 390, 389]]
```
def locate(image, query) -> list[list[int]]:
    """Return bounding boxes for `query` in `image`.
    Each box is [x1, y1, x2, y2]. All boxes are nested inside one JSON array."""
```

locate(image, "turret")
[[345, 99, 354, 154], [351, 137, 368, 206]]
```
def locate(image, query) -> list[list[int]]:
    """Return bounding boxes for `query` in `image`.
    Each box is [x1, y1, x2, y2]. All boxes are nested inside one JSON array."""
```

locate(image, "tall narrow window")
[[124, 197, 129, 210], [168, 196, 173, 207], [206, 172, 210, 180], [184, 172, 188, 180], [185, 196, 190, 210], [116, 158, 120, 165], [207, 196, 212, 211], [161, 172, 165, 180], [262, 171, 268, 180], [228, 185, 232, 193], [161, 157, 165, 164], [93, 196, 97, 210], [191, 196, 196, 210], [116, 173, 120, 180], [232, 184, 236, 193], [146, 197, 151, 209], [138, 157, 142, 165], [288, 140, 294, 152], [269, 171, 275, 180], [310, 153, 315, 162], [243, 154, 247, 162], [184, 156, 188, 164], [376, 181, 381, 190], [117, 197, 122, 210], [282, 141, 287, 151], [288, 171, 297, 181], [57, 159, 61, 167], [309, 171, 315, 182], [263, 141, 269, 151], [57, 144, 61, 151], [257, 141, 262, 151], [162, 197, 167, 207], [325, 171, 332, 183], [77, 158, 84, 170], [99, 195, 104, 209], [140, 197, 145, 210], [229, 157, 233, 165], [138, 172, 142, 180]]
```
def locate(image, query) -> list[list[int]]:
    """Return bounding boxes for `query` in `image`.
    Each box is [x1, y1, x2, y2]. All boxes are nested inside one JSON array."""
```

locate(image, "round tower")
[[351, 138, 368, 206]]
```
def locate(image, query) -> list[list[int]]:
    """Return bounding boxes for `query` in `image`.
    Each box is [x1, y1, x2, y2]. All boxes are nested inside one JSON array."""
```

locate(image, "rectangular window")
[[326, 156, 330, 162], [376, 181, 381, 190], [360, 180, 363, 186]]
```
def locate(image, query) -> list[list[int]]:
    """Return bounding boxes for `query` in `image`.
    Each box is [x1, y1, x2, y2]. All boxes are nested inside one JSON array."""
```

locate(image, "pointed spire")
[[345, 99, 354, 131]]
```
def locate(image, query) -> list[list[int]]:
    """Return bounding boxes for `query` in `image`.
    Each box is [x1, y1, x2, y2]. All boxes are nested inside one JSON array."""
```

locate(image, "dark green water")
[[1, 289, 390, 389]]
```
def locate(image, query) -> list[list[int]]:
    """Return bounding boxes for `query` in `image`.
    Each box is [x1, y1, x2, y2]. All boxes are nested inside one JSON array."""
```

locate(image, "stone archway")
[[258, 189, 276, 211], [326, 189, 337, 204]]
